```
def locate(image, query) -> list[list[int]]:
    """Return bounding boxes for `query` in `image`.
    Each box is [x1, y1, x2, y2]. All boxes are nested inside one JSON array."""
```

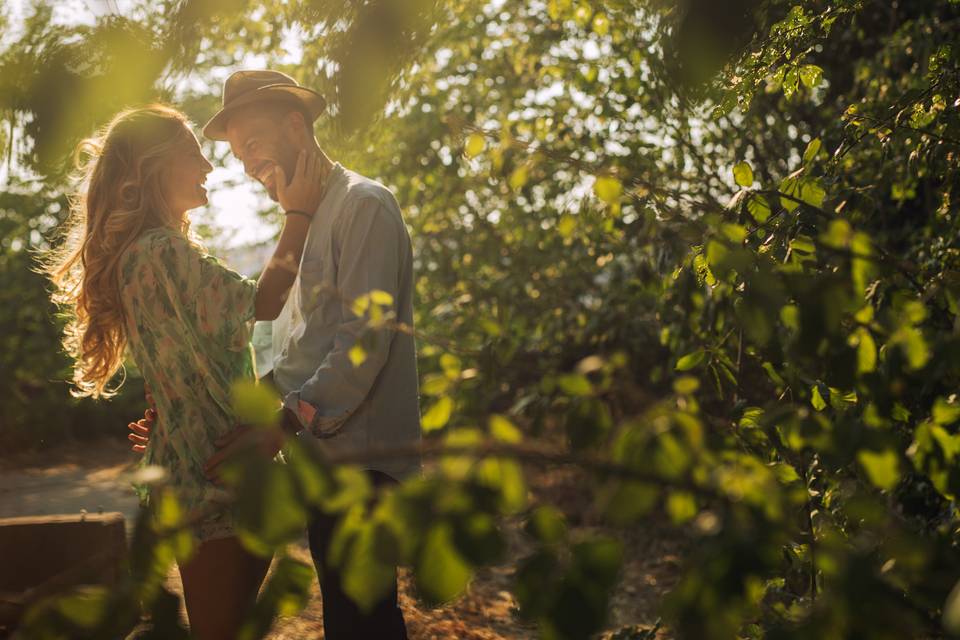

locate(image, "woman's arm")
[[254, 150, 327, 320]]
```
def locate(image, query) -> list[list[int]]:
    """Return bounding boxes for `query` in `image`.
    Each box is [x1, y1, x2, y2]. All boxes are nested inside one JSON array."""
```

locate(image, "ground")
[[0, 439, 682, 639]]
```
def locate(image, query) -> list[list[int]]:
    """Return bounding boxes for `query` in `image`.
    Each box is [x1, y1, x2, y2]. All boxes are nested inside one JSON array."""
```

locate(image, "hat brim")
[[201, 84, 327, 141]]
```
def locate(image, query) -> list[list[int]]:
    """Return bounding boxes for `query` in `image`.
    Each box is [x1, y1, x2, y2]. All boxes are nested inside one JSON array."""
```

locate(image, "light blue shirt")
[[255, 163, 421, 480]]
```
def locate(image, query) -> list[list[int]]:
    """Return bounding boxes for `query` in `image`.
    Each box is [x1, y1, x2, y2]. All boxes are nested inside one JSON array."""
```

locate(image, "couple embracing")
[[46, 70, 421, 639]]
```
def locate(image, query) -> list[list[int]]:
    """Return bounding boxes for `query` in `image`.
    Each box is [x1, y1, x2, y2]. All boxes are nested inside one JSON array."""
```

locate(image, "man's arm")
[[254, 151, 327, 320], [283, 196, 405, 436]]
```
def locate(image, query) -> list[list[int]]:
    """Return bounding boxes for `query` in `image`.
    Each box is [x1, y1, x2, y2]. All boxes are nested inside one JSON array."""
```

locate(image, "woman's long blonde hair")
[[44, 104, 195, 398]]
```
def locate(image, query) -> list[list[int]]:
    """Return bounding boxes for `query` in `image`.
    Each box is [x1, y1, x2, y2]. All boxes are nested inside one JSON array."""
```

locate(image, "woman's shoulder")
[[119, 226, 200, 280], [124, 226, 195, 262]]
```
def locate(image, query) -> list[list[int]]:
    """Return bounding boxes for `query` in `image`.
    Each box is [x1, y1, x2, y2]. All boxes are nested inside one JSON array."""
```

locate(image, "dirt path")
[[0, 440, 678, 639]]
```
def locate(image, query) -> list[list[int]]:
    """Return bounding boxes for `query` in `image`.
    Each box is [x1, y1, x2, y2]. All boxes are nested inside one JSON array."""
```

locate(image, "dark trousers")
[[306, 470, 408, 640]]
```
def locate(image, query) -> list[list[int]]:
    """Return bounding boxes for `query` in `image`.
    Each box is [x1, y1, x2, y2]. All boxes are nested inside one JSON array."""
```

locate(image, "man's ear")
[[284, 110, 310, 143]]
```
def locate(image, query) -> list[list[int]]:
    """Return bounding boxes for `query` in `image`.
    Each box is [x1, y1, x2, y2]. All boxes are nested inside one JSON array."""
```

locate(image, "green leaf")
[[591, 12, 610, 36], [565, 398, 613, 450], [489, 414, 523, 442], [231, 380, 279, 428], [594, 175, 623, 204], [675, 350, 706, 371], [234, 458, 308, 554], [653, 432, 692, 478], [56, 586, 109, 629], [721, 223, 748, 243], [855, 328, 877, 374], [892, 325, 930, 370], [666, 491, 698, 524], [351, 294, 370, 316], [421, 373, 451, 396], [779, 305, 799, 332], [440, 352, 462, 380], [673, 376, 700, 395], [558, 373, 594, 396], [782, 66, 800, 99], [464, 132, 486, 158], [733, 161, 754, 187], [789, 235, 816, 256], [509, 165, 529, 190], [820, 218, 851, 249], [800, 178, 826, 208], [415, 524, 473, 605], [603, 481, 658, 525], [239, 557, 314, 639], [452, 513, 505, 566], [285, 440, 333, 505], [572, 536, 623, 588], [811, 384, 827, 411], [441, 428, 484, 478], [348, 344, 367, 367], [780, 172, 825, 211], [799, 64, 823, 88], [902, 300, 927, 325], [944, 579, 960, 635], [857, 449, 901, 490], [320, 467, 373, 513], [369, 289, 394, 306], [526, 505, 567, 544], [573, 4, 591, 25], [557, 213, 576, 238], [477, 457, 527, 513], [746, 193, 772, 223], [933, 397, 960, 425], [802, 138, 821, 163], [772, 463, 802, 485], [341, 522, 399, 613], [422, 396, 454, 432]]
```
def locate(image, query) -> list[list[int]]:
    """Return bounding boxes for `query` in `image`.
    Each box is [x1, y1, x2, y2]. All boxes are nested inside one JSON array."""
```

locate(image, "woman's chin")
[[183, 197, 208, 213]]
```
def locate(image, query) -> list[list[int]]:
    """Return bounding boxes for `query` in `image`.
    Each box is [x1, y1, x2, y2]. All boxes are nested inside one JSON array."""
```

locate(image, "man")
[[129, 70, 421, 639]]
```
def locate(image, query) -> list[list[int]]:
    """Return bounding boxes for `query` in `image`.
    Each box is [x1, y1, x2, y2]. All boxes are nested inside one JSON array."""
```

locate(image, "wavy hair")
[[43, 104, 195, 398]]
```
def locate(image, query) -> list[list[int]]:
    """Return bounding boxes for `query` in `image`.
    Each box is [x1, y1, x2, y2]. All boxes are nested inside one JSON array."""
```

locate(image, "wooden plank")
[[0, 513, 127, 629]]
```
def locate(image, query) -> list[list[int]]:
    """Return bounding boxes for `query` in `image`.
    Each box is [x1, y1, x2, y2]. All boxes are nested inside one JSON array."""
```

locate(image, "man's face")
[[225, 108, 300, 202]]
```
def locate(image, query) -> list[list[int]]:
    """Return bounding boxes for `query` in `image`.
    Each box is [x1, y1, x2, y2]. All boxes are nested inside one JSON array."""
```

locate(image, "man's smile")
[[252, 160, 277, 188]]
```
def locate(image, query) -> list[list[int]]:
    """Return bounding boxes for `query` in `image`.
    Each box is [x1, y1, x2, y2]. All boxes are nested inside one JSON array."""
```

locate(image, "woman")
[[44, 104, 325, 639]]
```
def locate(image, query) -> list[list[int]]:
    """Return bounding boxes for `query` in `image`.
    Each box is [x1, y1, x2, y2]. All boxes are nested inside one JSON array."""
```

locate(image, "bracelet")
[[284, 209, 313, 220]]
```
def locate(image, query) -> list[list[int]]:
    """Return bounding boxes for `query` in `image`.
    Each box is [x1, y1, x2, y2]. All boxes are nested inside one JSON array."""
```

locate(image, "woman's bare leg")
[[178, 535, 272, 640]]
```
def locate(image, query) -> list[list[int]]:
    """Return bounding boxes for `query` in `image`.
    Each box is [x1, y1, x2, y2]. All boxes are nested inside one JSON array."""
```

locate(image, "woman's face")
[[162, 130, 214, 216]]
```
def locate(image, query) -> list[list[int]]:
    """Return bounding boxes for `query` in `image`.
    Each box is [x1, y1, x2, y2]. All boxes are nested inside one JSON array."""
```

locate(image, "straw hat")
[[202, 69, 327, 140]]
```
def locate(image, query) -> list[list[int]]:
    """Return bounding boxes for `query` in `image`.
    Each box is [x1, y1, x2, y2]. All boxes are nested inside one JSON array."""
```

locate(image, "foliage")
[[0, 187, 145, 450], [5, 0, 960, 638]]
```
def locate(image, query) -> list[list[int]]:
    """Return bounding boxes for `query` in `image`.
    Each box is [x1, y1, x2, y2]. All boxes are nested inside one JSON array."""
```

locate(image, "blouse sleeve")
[[131, 230, 258, 349]]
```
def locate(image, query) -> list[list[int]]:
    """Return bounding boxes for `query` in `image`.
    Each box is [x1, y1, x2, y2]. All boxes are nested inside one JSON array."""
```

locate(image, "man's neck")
[[307, 140, 335, 175], [309, 143, 337, 206]]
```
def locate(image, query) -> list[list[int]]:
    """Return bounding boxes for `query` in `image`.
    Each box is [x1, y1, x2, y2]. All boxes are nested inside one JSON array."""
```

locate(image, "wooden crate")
[[0, 512, 126, 632]]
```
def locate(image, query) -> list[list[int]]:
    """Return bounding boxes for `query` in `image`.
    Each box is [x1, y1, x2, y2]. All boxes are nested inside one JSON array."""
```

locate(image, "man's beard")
[[266, 144, 300, 202]]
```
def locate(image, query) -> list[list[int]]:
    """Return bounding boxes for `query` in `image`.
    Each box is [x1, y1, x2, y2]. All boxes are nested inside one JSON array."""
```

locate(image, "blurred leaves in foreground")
[[7, 0, 960, 638]]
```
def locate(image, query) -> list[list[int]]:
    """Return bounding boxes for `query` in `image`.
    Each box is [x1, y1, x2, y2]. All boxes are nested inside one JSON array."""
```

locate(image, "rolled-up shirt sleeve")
[[281, 196, 403, 437]]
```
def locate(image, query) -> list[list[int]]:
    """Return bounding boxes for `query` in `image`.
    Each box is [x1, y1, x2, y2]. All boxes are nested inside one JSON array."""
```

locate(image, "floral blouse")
[[118, 227, 257, 521]]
